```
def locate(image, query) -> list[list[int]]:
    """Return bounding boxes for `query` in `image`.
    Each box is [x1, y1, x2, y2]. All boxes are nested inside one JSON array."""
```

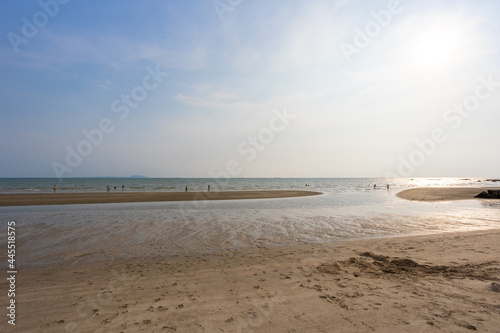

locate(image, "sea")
[[1, 177, 499, 266]]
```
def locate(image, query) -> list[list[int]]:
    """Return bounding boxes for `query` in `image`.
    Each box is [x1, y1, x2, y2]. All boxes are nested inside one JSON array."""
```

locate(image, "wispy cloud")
[[1, 0, 500, 177]]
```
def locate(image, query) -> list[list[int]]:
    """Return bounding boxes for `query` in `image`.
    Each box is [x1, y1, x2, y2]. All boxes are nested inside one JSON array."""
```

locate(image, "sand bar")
[[0, 190, 322, 206], [5, 228, 500, 332], [397, 187, 500, 202]]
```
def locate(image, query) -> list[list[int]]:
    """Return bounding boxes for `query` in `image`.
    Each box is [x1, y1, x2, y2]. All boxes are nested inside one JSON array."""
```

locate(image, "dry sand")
[[0, 190, 322, 207], [397, 187, 500, 202], [3, 229, 500, 332]]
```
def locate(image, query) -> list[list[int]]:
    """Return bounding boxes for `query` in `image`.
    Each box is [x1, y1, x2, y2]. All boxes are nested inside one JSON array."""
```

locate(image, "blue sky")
[[1, 0, 499, 178]]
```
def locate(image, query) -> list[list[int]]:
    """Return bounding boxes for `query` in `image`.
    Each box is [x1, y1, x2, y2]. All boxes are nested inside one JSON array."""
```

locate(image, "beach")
[[1, 186, 499, 332], [4, 229, 500, 332], [3, 0, 500, 330], [397, 187, 500, 202], [0, 190, 322, 206]]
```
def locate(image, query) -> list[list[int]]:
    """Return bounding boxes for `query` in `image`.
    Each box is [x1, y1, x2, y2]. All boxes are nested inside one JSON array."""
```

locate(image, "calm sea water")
[[0, 177, 499, 194], [1, 178, 499, 266]]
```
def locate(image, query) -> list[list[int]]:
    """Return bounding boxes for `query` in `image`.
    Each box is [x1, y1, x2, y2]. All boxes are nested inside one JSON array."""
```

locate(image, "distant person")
[[373, 184, 376, 189], [208, 185, 210, 192], [53, 185, 56, 192], [185, 185, 188, 192], [122, 185, 124, 191], [107, 185, 110, 192], [114, 186, 116, 190], [387, 184, 390, 190]]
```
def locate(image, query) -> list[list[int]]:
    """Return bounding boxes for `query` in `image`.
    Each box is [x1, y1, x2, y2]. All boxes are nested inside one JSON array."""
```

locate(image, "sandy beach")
[[397, 187, 500, 202], [0, 190, 322, 207], [3, 229, 499, 332], [3, 0, 500, 329], [1, 187, 499, 332]]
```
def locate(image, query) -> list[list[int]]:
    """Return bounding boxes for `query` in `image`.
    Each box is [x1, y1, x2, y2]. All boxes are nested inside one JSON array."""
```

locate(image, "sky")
[[0, 0, 499, 178]]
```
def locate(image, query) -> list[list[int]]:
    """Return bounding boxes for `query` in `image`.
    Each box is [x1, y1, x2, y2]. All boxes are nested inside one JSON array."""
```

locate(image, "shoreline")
[[8, 228, 500, 332], [0, 190, 322, 206], [397, 187, 500, 202]]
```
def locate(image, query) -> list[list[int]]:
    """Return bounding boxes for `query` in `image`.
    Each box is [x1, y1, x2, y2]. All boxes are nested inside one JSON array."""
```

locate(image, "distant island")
[[96, 175, 149, 179]]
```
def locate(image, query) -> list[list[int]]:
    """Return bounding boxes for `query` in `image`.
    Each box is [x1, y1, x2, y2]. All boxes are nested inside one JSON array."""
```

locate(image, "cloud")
[[1, 27, 210, 73], [1, 0, 500, 177], [175, 83, 265, 118]]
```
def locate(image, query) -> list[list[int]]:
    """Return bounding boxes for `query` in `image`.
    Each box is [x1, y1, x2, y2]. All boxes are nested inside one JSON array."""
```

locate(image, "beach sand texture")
[[397, 187, 500, 202], [1, 187, 499, 332], [0, 190, 322, 206], [3, 229, 499, 332]]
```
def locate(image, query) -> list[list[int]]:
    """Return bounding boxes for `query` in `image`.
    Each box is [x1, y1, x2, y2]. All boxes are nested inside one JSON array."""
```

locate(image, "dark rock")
[[475, 191, 496, 199], [491, 282, 500, 292], [487, 190, 500, 198]]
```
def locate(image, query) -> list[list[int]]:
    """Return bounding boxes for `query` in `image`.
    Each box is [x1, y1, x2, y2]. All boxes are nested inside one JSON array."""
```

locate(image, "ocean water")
[[0, 178, 499, 266], [0, 177, 499, 194]]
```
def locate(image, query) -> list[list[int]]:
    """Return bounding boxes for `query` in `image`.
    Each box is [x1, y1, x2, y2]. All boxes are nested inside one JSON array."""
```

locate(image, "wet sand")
[[4, 229, 500, 332], [0, 190, 322, 206], [397, 187, 500, 202]]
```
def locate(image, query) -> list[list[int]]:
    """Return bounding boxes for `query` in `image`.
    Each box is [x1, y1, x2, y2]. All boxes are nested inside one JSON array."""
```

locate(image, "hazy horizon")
[[1, 1, 499, 178], [0, 175, 500, 181]]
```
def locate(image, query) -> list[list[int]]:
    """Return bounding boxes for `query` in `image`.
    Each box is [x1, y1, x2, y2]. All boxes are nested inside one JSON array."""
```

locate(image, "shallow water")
[[1, 178, 499, 266]]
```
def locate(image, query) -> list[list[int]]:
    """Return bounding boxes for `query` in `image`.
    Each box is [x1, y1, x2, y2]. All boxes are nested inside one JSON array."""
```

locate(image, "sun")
[[414, 29, 459, 68]]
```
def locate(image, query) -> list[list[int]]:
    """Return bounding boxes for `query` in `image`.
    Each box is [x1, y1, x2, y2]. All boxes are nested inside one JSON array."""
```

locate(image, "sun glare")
[[415, 30, 459, 67]]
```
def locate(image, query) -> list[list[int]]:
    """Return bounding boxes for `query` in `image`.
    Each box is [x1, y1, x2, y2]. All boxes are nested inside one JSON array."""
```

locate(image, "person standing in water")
[[208, 185, 210, 192], [185, 185, 188, 192], [53, 185, 56, 192]]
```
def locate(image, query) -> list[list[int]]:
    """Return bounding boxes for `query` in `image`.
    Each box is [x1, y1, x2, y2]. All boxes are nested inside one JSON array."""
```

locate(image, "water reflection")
[[1, 187, 499, 266]]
